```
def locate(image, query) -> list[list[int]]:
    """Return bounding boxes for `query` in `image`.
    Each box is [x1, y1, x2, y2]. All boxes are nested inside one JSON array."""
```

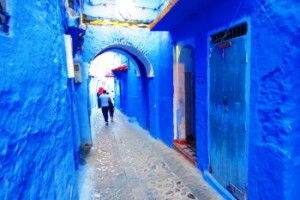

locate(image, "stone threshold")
[[173, 141, 196, 166]]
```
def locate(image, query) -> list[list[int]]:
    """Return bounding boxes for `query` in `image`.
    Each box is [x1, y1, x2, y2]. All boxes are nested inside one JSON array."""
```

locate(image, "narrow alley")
[[2, 1, 300, 199], [78, 109, 222, 200]]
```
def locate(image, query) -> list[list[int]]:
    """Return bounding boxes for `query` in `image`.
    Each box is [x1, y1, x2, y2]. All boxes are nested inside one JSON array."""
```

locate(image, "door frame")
[[207, 19, 251, 199], [173, 43, 196, 144]]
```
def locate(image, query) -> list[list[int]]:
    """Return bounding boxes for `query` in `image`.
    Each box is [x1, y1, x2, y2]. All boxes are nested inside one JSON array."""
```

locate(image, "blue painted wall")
[[155, 32, 174, 145], [0, 1, 78, 199], [82, 25, 173, 146], [74, 62, 92, 145], [167, 0, 300, 199], [67, 79, 81, 170], [114, 55, 150, 129], [248, 1, 300, 199]]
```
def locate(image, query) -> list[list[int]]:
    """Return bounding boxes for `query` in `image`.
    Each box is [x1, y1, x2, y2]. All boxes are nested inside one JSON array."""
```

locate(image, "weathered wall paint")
[[0, 1, 78, 199], [166, 0, 300, 199], [82, 25, 173, 146], [249, 1, 300, 199], [117, 56, 150, 129]]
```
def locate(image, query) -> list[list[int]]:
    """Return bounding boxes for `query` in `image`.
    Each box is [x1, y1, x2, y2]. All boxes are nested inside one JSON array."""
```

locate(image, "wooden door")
[[209, 36, 248, 199]]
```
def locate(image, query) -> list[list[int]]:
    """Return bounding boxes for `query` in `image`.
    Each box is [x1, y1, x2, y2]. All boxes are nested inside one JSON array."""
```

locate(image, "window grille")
[[210, 22, 247, 44]]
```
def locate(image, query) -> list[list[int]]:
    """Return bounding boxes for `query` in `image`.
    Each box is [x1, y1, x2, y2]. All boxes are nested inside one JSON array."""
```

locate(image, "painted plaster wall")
[[68, 80, 81, 170], [249, 1, 300, 199], [67, 7, 93, 151], [116, 57, 150, 129], [0, 1, 78, 199], [169, 0, 300, 199], [82, 25, 173, 146], [155, 32, 174, 145], [74, 62, 92, 145]]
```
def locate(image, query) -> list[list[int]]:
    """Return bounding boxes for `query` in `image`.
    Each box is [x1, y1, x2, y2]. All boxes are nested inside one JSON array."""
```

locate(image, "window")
[[210, 22, 247, 44]]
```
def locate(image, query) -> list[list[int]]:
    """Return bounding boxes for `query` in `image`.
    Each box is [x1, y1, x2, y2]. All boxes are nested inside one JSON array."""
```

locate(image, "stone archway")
[[88, 45, 152, 130], [82, 25, 158, 78], [80, 25, 173, 146]]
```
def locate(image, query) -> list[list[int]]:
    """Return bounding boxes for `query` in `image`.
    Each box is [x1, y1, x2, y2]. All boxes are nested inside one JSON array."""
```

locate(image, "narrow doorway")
[[208, 22, 248, 199], [183, 47, 196, 149], [174, 45, 196, 165]]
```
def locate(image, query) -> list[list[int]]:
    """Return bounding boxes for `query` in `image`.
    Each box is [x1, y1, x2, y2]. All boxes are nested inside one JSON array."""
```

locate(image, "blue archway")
[[90, 46, 151, 130]]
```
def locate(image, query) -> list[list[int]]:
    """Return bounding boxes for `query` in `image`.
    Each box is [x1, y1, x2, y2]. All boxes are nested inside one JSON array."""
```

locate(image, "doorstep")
[[173, 141, 197, 166]]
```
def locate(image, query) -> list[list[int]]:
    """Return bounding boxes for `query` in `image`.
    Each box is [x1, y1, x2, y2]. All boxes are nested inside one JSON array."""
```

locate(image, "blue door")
[[209, 36, 248, 198]]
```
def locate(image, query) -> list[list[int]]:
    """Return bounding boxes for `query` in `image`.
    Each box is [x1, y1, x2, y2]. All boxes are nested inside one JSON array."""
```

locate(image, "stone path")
[[77, 109, 223, 200]]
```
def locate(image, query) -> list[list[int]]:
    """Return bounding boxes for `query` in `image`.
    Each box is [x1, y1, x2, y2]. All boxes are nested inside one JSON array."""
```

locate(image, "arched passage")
[[89, 46, 151, 130], [81, 25, 174, 146]]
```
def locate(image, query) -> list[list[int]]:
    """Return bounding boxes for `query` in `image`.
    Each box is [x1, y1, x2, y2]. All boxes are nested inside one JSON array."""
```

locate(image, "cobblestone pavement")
[[78, 109, 223, 200]]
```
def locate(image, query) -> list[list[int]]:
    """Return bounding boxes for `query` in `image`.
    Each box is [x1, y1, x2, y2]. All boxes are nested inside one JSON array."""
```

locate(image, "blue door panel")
[[209, 37, 247, 194]]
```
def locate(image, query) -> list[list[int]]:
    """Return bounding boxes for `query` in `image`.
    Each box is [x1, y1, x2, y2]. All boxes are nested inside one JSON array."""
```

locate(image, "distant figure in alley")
[[98, 89, 113, 125]]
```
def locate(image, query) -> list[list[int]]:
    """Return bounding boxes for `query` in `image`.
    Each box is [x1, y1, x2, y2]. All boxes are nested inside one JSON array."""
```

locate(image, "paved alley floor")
[[78, 109, 223, 200]]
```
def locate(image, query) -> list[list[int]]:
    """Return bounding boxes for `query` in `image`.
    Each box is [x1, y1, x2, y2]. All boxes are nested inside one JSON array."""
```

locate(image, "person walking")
[[98, 90, 111, 125]]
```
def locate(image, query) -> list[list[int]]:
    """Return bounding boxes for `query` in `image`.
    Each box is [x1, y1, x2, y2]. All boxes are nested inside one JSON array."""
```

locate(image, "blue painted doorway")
[[182, 46, 196, 145], [208, 25, 248, 199]]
